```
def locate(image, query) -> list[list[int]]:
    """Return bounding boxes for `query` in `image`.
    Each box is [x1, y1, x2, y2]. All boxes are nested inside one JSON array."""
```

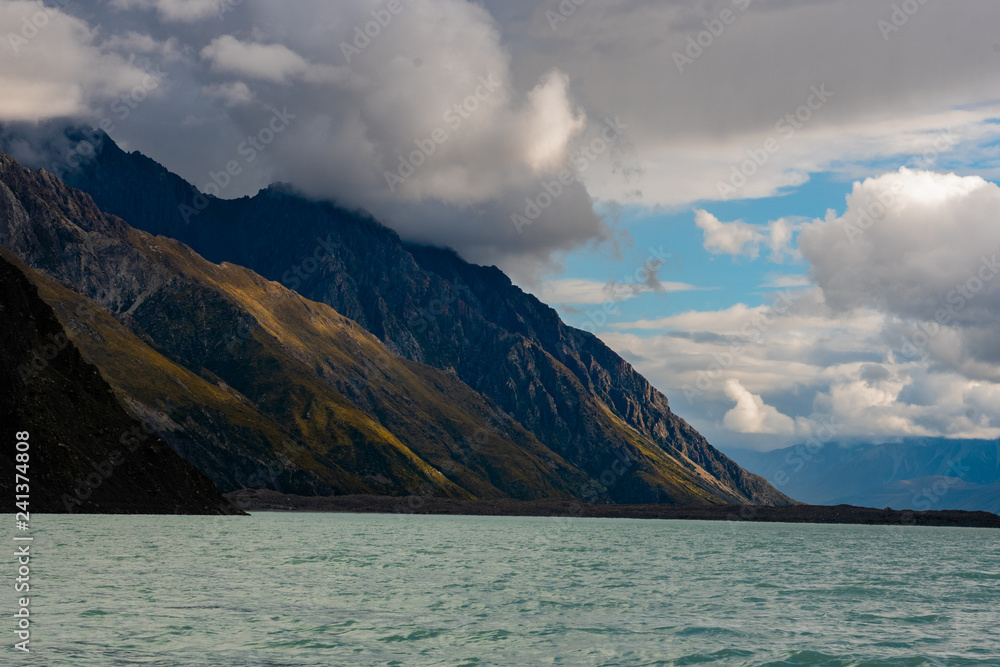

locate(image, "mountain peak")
[[0, 137, 792, 506]]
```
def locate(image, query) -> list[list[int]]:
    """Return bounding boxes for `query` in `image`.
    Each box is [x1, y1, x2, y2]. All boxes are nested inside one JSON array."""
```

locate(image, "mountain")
[[0, 149, 600, 503], [727, 438, 1000, 513], [0, 250, 242, 514], [29, 128, 791, 506]]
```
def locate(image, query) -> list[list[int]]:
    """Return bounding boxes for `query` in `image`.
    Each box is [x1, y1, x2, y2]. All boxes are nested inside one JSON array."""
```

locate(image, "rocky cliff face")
[[0, 250, 242, 514], [0, 149, 598, 502], [49, 132, 790, 506]]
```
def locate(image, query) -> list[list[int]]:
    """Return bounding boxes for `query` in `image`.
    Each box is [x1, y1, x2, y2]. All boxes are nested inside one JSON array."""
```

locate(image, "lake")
[[7, 513, 1000, 665]]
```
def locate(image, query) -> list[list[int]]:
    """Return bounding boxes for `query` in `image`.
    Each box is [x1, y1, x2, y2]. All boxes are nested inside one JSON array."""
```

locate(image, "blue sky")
[[539, 159, 1000, 450], [550, 172, 887, 326]]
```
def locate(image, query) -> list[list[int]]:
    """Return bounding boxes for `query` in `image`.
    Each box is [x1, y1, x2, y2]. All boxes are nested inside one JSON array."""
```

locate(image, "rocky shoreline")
[[226, 490, 1000, 528]]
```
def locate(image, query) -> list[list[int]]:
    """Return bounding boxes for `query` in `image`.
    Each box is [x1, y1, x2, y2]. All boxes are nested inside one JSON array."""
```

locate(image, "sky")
[[1, 0, 999, 450]]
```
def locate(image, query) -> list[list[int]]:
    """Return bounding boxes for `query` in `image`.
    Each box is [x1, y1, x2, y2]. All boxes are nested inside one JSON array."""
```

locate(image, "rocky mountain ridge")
[[0, 134, 791, 506]]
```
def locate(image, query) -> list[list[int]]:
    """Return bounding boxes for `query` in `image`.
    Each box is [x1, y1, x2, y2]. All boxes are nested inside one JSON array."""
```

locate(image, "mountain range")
[[0, 126, 793, 509], [727, 438, 1000, 513]]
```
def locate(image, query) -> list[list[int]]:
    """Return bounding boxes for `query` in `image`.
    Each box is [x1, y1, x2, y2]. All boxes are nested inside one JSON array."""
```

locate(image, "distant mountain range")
[[726, 438, 1000, 513], [0, 127, 792, 508]]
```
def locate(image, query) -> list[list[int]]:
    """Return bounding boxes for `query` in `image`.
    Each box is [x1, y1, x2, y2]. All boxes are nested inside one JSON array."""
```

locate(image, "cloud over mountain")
[[4, 0, 997, 277]]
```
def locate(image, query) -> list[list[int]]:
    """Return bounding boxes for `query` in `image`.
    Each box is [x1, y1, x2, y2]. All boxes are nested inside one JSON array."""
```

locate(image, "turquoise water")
[[5, 513, 999, 666]]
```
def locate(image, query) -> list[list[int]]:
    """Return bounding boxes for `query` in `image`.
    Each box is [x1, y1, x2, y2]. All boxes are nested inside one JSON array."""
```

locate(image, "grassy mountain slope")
[[0, 249, 241, 514]]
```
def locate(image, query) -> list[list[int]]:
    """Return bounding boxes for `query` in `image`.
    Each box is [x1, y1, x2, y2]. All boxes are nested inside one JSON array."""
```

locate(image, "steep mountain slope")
[[727, 438, 1000, 512], [0, 148, 607, 502], [0, 250, 241, 514], [44, 129, 790, 506]]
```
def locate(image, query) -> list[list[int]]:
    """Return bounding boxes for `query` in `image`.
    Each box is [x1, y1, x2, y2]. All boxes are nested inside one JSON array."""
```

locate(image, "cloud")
[[100, 31, 184, 60], [110, 0, 224, 22], [761, 274, 811, 289], [200, 36, 350, 84], [534, 278, 703, 305], [200, 81, 254, 107], [723, 379, 797, 435], [694, 210, 800, 262], [522, 71, 587, 172], [799, 168, 1000, 321], [485, 0, 1000, 207], [599, 287, 1000, 449], [799, 168, 1000, 379], [694, 209, 765, 258], [0, 1, 155, 122]]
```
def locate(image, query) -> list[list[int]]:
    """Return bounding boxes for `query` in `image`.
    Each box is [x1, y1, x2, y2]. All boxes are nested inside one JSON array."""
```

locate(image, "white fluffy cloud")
[[601, 285, 1000, 450], [534, 278, 703, 305], [799, 168, 1000, 320], [0, 1, 156, 121], [723, 379, 797, 435], [799, 168, 1000, 380], [200, 37, 351, 85], [694, 210, 800, 261]]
